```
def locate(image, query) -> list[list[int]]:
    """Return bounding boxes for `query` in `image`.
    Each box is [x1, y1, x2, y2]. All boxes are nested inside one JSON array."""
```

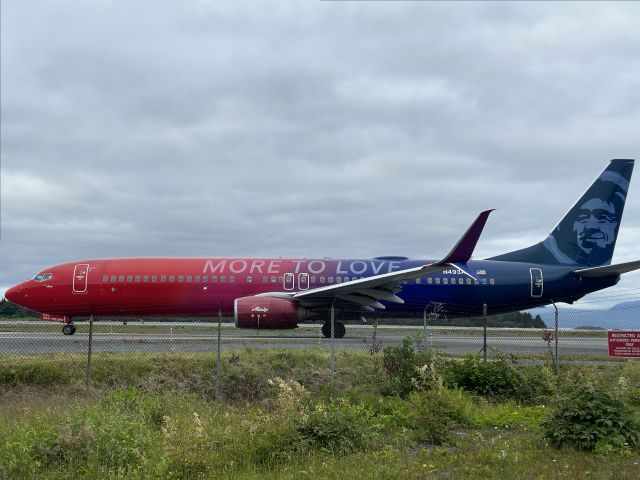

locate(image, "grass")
[[1, 350, 639, 479]]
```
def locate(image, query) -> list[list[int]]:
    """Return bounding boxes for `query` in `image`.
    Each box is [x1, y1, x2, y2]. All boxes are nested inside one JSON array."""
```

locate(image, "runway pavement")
[[0, 323, 611, 358]]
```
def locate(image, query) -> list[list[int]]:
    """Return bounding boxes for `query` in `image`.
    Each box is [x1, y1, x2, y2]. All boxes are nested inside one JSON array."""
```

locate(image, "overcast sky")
[[1, 1, 639, 307]]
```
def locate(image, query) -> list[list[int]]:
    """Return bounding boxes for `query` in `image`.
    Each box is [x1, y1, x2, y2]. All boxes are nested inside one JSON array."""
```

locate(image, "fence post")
[[216, 304, 222, 401], [552, 300, 559, 375], [330, 301, 335, 387], [483, 303, 488, 362], [423, 305, 428, 351], [86, 314, 94, 392]]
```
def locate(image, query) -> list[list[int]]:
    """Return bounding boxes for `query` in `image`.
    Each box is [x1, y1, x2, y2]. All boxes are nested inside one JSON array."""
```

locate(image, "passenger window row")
[[415, 277, 496, 285], [101, 274, 238, 284]]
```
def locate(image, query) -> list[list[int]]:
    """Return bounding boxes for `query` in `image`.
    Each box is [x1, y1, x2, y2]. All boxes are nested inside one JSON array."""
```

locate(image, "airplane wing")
[[574, 260, 640, 278], [258, 210, 493, 310]]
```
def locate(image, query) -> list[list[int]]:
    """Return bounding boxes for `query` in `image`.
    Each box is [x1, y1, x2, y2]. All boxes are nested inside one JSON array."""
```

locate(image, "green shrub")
[[543, 386, 640, 451], [408, 387, 475, 445], [297, 399, 378, 455], [448, 354, 551, 402], [382, 337, 428, 397], [559, 361, 640, 408]]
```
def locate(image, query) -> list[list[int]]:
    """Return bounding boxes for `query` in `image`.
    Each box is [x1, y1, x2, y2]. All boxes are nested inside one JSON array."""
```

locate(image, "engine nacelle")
[[234, 296, 304, 329]]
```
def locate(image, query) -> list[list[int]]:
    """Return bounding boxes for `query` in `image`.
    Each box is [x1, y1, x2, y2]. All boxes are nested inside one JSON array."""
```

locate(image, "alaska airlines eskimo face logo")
[[573, 198, 618, 254], [252, 306, 269, 313], [546, 165, 630, 266]]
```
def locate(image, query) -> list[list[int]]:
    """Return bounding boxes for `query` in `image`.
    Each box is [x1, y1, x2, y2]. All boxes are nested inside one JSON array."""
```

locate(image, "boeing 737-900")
[[5, 159, 639, 337]]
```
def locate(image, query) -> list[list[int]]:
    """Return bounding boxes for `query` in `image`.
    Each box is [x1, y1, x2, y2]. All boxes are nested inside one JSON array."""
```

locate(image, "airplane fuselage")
[[7, 257, 619, 319]]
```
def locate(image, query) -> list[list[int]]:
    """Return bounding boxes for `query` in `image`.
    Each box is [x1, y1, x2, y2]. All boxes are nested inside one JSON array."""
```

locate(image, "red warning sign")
[[608, 331, 640, 358]]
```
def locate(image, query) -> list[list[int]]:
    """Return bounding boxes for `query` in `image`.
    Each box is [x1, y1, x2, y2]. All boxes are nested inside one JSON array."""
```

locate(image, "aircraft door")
[[283, 273, 295, 290], [530, 268, 543, 298], [298, 273, 309, 290], [73, 264, 90, 294]]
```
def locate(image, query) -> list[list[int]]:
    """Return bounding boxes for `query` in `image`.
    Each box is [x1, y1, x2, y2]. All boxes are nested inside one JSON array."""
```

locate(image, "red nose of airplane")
[[4, 284, 22, 304]]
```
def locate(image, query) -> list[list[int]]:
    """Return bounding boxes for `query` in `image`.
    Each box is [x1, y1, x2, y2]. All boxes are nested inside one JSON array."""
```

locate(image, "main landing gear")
[[321, 321, 346, 339], [62, 323, 76, 336]]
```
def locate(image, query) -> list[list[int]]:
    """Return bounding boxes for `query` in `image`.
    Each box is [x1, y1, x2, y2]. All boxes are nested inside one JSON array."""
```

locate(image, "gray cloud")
[[1, 1, 639, 300]]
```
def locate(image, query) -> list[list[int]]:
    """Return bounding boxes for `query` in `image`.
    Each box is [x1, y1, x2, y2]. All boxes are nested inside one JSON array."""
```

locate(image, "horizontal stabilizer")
[[574, 260, 640, 278], [436, 210, 494, 265]]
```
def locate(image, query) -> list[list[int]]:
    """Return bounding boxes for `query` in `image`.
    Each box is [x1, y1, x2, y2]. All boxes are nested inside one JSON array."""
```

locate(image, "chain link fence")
[[1, 303, 638, 396]]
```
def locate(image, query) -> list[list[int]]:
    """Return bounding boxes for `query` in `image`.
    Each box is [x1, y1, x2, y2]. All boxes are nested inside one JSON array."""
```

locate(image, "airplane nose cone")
[[4, 284, 22, 304]]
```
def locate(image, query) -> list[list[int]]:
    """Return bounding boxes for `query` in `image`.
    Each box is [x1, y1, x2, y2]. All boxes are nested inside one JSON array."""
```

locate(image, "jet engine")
[[234, 296, 305, 329]]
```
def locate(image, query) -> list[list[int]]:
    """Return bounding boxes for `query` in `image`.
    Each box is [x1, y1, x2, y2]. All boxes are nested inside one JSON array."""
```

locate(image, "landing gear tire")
[[62, 323, 76, 336], [321, 321, 346, 339]]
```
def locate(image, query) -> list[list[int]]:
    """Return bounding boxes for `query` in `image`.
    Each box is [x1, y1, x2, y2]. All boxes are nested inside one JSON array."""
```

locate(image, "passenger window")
[[151, 275, 157, 283], [230, 276, 235, 283], [135, 275, 141, 283], [111, 275, 117, 282], [270, 276, 276, 283], [127, 275, 133, 282], [443, 278, 449, 284], [416, 278, 421, 284], [161, 275, 166, 283], [119, 275, 125, 282], [263, 276, 269, 283], [203, 276, 208, 282], [451, 278, 456, 285], [221, 276, 226, 283], [187, 276, 193, 283], [310, 276, 316, 283], [336, 277, 342, 284], [169, 275, 175, 283], [211, 276, 217, 282], [474, 279, 479, 285], [466, 278, 472, 285], [178, 276, 184, 283], [320, 276, 326, 284], [195, 276, 201, 283], [489, 278, 495, 285], [328, 277, 334, 283], [427, 277, 433, 284], [102, 275, 108, 282], [247, 276, 253, 283], [481, 278, 487, 284], [143, 275, 149, 283], [435, 278, 441, 284]]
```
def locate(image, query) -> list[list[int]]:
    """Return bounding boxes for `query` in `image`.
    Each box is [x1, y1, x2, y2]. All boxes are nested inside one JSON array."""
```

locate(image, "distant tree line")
[[0, 299, 38, 318], [369, 310, 546, 328]]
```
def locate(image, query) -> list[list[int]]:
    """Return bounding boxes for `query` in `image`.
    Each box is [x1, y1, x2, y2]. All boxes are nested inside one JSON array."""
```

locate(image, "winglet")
[[435, 209, 494, 265]]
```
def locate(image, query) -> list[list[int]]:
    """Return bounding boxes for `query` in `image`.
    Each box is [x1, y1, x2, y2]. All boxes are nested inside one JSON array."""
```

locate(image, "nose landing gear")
[[62, 323, 76, 336]]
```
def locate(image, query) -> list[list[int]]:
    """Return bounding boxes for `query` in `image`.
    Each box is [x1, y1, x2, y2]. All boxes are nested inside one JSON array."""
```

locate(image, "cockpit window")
[[33, 273, 53, 282]]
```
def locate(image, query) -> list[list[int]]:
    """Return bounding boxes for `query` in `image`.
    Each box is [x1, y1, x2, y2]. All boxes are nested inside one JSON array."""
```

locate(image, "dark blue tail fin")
[[490, 159, 634, 267]]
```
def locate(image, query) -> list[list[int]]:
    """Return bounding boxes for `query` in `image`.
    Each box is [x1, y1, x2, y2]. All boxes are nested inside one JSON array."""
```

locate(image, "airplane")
[[5, 159, 639, 338]]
